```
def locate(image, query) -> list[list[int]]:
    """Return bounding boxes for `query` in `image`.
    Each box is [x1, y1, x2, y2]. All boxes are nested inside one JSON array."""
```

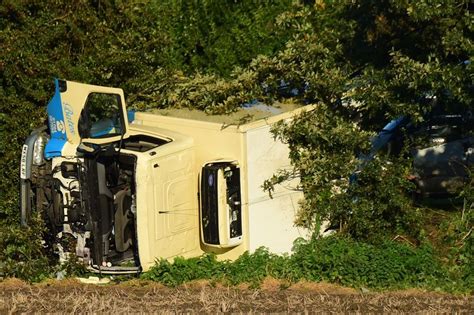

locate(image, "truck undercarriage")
[[26, 140, 141, 274]]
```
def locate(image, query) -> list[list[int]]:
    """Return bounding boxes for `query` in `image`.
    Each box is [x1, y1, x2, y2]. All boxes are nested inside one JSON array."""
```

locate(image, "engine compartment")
[[42, 145, 140, 274]]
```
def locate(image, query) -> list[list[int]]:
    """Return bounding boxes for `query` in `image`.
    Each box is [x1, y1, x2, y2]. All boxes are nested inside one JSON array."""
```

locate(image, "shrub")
[[142, 236, 467, 292], [290, 236, 449, 290], [0, 217, 52, 282]]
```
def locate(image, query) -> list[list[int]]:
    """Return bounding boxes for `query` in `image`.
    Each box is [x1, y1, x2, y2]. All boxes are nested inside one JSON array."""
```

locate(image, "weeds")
[[142, 236, 470, 292], [0, 224, 51, 282]]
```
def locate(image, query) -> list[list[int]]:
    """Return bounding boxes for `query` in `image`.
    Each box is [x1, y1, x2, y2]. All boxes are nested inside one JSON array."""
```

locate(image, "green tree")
[[260, 1, 472, 241]]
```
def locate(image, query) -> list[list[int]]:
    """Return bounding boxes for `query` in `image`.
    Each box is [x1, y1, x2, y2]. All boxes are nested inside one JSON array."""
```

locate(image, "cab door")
[[45, 79, 130, 158], [150, 148, 200, 259]]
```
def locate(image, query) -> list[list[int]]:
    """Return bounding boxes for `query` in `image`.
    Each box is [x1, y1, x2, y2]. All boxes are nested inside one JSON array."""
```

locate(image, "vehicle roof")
[[150, 101, 302, 125]]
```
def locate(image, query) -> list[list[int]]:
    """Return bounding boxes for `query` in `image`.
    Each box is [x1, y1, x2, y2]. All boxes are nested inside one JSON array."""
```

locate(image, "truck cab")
[[20, 79, 202, 273]]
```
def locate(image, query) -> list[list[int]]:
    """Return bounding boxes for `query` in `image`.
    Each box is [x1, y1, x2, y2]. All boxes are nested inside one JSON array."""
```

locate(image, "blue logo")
[[63, 103, 75, 135]]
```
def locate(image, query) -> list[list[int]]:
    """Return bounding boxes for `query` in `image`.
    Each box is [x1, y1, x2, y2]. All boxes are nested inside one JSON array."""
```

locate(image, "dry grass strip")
[[0, 279, 472, 314]]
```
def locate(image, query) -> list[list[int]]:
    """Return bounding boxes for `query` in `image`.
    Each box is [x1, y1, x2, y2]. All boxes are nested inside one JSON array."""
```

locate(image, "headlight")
[[33, 134, 48, 165]]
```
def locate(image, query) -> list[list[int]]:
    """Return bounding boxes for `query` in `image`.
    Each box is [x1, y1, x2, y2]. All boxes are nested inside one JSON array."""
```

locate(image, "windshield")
[[85, 93, 124, 138]]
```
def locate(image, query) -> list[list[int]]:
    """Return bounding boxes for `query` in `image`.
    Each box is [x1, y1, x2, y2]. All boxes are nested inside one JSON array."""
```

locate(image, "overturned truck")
[[20, 79, 309, 274]]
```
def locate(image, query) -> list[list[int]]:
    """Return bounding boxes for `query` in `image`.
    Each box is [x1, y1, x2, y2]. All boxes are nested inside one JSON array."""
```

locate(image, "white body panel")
[[134, 108, 312, 259], [245, 125, 308, 253]]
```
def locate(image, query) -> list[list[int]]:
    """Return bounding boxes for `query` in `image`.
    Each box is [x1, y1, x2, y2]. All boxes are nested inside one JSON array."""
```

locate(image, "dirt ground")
[[0, 278, 472, 313]]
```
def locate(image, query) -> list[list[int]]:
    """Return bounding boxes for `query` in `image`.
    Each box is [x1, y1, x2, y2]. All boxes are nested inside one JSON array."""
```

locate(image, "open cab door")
[[45, 79, 130, 158]]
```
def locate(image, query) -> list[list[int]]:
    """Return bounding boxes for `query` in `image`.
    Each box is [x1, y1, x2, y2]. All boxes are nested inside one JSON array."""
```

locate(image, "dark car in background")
[[366, 110, 473, 202]]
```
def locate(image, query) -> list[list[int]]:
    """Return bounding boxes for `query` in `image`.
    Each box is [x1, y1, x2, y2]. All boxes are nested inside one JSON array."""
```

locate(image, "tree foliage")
[[258, 0, 473, 241]]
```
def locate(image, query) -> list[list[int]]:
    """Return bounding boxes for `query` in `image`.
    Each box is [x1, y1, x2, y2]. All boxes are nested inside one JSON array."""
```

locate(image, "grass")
[[1, 278, 472, 313]]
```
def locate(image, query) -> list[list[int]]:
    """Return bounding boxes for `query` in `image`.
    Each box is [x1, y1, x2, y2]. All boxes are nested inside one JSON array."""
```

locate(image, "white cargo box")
[[133, 103, 311, 255]]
